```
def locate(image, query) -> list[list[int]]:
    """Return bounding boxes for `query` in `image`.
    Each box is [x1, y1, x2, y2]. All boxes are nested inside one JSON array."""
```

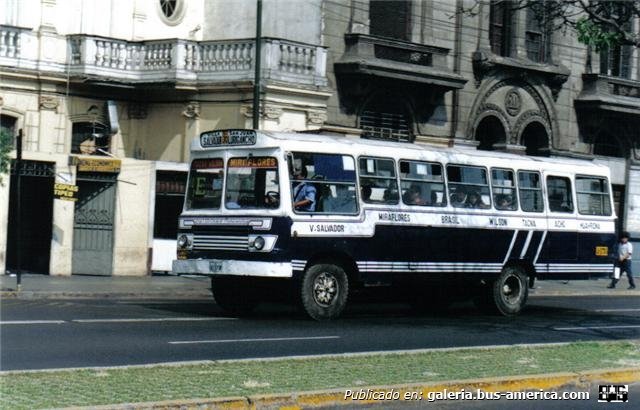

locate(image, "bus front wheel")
[[211, 277, 258, 316], [476, 266, 528, 316], [300, 263, 349, 320]]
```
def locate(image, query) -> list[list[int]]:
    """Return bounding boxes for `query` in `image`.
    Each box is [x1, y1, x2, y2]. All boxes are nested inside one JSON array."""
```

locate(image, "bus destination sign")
[[200, 130, 256, 147]]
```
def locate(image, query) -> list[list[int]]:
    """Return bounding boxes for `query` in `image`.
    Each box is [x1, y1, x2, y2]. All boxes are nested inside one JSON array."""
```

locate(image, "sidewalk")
[[0, 273, 637, 299]]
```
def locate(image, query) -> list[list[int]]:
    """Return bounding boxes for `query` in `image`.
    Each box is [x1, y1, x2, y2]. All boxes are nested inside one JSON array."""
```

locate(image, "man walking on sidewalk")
[[608, 231, 636, 289]]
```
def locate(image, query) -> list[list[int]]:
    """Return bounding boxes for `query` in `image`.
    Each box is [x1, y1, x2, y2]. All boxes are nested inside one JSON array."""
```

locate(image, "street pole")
[[15, 129, 23, 291], [252, 0, 263, 130]]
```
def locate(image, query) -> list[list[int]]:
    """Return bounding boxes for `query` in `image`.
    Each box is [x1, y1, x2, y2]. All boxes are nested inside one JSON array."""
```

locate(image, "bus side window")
[[518, 171, 544, 212], [399, 160, 446, 207], [546, 176, 574, 213], [576, 176, 612, 216], [358, 157, 399, 204], [491, 168, 517, 211], [446, 165, 490, 209]]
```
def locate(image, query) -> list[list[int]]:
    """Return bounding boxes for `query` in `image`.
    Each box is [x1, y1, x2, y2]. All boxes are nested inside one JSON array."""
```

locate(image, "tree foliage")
[[466, 1, 640, 51], [0, 128, 12, 185]]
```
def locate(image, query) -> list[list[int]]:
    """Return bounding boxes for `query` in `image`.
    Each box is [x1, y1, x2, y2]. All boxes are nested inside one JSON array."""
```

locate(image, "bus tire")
[[300, 263, 349, 321], [211, 277, 258, 316], [482, 266, 528, 316]]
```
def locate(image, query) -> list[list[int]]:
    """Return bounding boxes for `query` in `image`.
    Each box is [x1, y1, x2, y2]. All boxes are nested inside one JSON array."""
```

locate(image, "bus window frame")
[[575, 174, 613, 217], [185, 157, 225, 211], [224, 156, 280, 211], [445, 163, 492, 210], [398, 158, 447, 208], [357, 156, 400, 205], [290, 152, 359, 216], [517, 169, 545, 213], [545, 174, 576, 215], [490, 167, 518, 212]]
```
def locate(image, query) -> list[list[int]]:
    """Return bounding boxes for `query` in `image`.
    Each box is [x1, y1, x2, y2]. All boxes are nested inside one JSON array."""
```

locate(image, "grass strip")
[[2, 340, 639, 409]]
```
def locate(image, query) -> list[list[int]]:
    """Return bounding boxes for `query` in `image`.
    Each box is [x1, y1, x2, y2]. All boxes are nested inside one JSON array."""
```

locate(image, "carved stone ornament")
[[504, 88, 522, 117], [263, 106, 283, 120], [182, 101, 200, 119], [307, 110, 328, 125], [39, 95, 59, 111]]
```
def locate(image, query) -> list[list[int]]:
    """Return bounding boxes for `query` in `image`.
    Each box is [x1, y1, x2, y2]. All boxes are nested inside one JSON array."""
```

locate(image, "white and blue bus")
[[172, 129, 617, 320]]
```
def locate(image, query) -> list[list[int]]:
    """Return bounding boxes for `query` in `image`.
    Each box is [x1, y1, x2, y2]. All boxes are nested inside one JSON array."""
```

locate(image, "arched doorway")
[[475, 115, 506, 151], [521, 122, 550, 156]]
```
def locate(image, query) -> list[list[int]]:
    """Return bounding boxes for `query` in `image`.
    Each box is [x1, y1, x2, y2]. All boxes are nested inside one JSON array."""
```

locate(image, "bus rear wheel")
[[211, 277, 258, 316], [300, 263, 349, 320], [475, 266, 528, 316]]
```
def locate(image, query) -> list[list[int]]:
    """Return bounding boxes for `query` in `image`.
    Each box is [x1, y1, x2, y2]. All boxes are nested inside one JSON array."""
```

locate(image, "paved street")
[[1, 294, 639, 371]]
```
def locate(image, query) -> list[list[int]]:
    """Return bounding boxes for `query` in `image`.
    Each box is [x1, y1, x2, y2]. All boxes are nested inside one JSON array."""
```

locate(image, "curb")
[[0, 291, 212, 300], [64, 367, 640, 409]]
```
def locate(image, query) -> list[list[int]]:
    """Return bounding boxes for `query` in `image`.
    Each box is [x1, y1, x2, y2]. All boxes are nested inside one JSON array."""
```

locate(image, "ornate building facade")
[[1, 0, 638, 276]]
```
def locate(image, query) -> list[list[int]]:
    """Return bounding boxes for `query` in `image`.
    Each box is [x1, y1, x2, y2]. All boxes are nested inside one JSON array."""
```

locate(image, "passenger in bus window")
[[466, 191, 489, 209], [495, 194, 514, 210], [361, 185, 372, 202], [403, 184, 428, 206], [450, 186, 467, 208], [292, 167, 316, 212]]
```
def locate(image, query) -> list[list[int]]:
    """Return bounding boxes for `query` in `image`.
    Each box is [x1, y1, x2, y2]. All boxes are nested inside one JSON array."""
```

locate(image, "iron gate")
[[72, 173, 117, 275]]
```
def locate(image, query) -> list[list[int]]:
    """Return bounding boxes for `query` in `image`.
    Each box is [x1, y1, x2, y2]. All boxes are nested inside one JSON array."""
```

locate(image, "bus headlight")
[[248, 235, 277, 252], [252, 236, 265, 250], [177, 234, 192, 249]]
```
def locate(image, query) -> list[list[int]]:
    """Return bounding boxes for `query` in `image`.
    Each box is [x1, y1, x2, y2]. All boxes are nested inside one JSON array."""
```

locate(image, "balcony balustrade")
[[0, 25, 327, 87]]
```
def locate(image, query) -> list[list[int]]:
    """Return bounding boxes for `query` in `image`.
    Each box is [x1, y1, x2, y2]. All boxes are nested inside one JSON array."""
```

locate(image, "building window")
[[370, 0, 411, 41], [525, 7, 551, 63], [600, 44, 632, 78], [359, 93, 413, 143], [154, 171, 188, 239], [1, 115, 17, 142], [593, 132, 628, 158], [489, 0, 513, 57], [71, 122, 110, 155], [157, 0, 185, 25]]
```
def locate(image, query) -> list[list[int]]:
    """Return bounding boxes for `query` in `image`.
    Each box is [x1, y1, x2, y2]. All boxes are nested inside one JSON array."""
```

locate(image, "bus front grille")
[[193, 235, 248, 251]]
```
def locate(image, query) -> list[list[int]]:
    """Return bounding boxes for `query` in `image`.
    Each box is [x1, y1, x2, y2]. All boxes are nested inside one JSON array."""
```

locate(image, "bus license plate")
[[595, 246, 608, 256], [209, 260, 223, 272]]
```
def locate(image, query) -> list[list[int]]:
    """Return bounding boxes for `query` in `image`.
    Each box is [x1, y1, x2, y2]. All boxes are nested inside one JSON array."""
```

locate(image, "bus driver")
[[292, 167, 316, 212]]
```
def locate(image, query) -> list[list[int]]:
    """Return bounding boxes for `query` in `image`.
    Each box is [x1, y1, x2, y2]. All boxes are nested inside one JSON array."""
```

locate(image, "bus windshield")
[[185, 158, 224, 209], [225, 157, 279, 209]]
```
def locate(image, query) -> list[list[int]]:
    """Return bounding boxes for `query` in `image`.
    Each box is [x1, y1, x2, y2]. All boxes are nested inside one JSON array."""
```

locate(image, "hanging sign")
[[71, 157, 121, 173], [54, 183, 79, 202]]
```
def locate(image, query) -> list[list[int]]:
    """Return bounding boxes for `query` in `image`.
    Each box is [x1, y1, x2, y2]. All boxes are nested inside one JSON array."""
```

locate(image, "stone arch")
[[466, 78, 558, 150], [474, 114, 508, 151], [520, 121, 550, 156], [357, 90, 416, 142]]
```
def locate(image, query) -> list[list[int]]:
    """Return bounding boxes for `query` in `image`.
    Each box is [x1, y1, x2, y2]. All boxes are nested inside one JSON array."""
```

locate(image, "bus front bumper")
[[172, 259, 293, 278]]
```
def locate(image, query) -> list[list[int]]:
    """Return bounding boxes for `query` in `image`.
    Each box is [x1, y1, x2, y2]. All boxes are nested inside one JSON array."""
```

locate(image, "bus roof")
[[190, 130, 611, 176]]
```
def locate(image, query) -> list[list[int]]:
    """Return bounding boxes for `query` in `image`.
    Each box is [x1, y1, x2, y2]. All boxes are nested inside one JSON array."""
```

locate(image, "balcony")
[[576, 74, 640, 116], [0, 25, 327, 88], [334, 33, 466, 90]]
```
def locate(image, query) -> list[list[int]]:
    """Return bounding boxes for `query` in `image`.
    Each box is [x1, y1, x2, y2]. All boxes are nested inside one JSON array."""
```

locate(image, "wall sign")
[[71, 157, 121, 173], [54, 183, 78, 201]]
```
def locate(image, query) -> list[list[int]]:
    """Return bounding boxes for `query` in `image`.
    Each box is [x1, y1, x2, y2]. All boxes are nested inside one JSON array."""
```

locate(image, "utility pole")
[[15, 129, 23, 291], [252, 0, 263, 130]]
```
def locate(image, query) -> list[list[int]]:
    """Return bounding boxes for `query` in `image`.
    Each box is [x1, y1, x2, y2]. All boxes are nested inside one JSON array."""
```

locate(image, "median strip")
[[1, 340, 639, 409]]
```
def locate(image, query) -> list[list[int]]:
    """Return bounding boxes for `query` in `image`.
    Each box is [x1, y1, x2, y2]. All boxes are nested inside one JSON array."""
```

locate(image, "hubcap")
[[502, 274, 522, 305], [313, 272, 338, 307]]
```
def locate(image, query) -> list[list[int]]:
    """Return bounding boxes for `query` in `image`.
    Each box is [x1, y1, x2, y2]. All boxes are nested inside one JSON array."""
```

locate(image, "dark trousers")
[[610, 259, 636, 287]]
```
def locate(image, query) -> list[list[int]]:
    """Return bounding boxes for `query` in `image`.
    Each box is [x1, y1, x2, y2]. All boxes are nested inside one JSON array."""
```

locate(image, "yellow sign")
[[73, 157, 121, 173], [54, 183, 79, 202], [595, 246, 608, 256]]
